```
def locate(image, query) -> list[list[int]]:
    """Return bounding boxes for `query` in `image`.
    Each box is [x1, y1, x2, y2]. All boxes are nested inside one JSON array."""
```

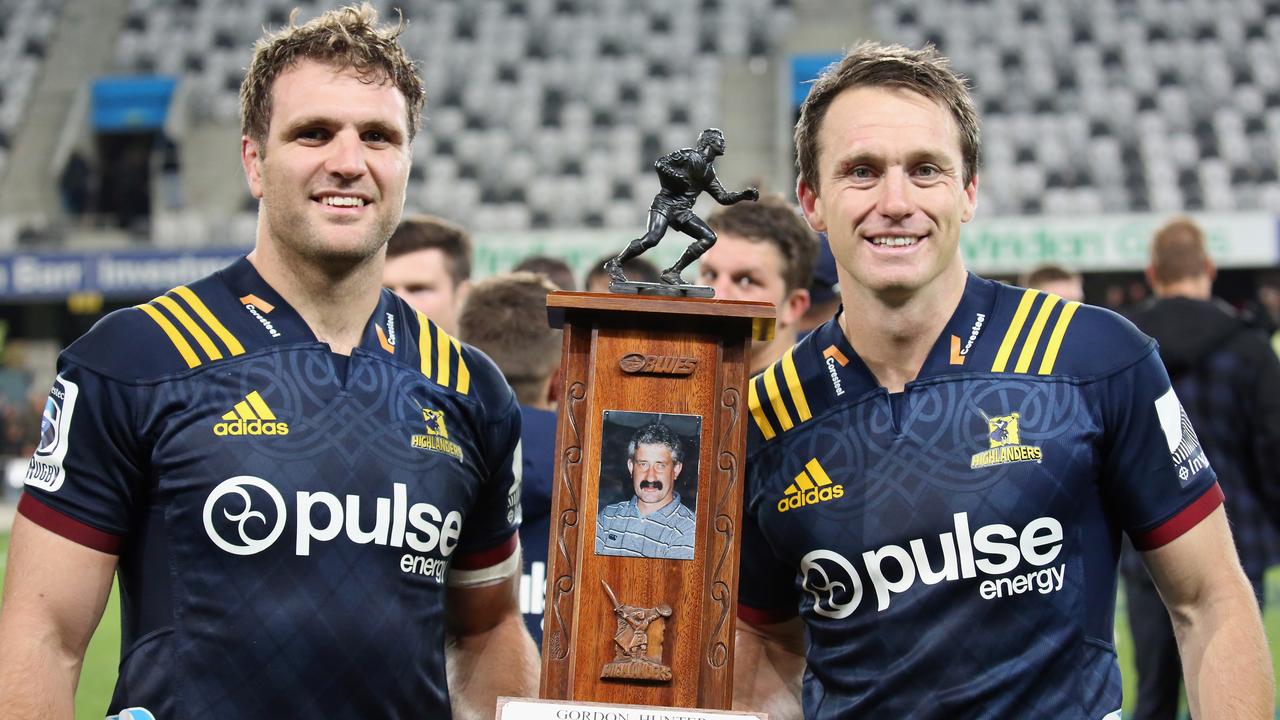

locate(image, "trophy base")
[[601, 658, 674, 682], [609, 280, 715, 298]]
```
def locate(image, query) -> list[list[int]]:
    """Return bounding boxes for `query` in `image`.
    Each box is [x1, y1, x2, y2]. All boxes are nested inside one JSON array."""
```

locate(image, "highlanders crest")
[[971, 410, 1043, 469]]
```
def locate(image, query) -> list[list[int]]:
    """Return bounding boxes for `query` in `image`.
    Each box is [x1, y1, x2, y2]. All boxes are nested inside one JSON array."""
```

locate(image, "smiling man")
[[0, 6, 537, 719], [595, 422, 696, 560], [732, 42, 1272, 720]]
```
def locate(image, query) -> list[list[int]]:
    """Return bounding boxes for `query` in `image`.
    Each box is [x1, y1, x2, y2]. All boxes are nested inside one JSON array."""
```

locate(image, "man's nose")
[[325, 130, 366, 178]]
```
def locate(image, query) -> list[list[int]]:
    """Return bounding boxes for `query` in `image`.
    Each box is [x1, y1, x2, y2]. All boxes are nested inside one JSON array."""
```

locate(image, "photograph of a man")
[[595, 415, 700, 560]]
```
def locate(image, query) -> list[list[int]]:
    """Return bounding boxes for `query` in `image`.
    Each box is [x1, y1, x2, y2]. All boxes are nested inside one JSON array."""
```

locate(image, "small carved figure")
[[604, 128, 759, 287], [600, 580, 674, 682]]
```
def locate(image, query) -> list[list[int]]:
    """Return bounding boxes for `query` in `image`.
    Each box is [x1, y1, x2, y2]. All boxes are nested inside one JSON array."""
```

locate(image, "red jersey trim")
[[1132, 482, 1225, 551], [18, 493, 123, 554], [452, 532, 518, 570], [738, 602, 798, 626]]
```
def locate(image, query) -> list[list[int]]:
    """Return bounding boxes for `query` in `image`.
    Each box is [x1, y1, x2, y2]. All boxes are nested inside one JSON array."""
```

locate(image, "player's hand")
[[741, 188, 760, 202]]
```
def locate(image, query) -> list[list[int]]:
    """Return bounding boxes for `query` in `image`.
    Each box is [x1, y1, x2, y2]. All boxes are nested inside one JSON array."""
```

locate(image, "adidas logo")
[[213, 391, 289, 436], [777, 458, 843, 512]]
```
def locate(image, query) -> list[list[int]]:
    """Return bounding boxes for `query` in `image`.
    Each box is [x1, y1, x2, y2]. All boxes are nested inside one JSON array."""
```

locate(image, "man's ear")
[[796, 176, 827, 233], [242, 136, 265, 199], [672, 461, 683, 479]]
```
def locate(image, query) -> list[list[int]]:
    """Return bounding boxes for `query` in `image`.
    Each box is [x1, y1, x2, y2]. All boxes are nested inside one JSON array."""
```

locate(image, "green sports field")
[[1, 531, 1277, 719]]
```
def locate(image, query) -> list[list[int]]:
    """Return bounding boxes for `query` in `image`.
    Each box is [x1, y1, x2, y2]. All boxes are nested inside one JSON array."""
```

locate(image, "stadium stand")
[[109, 0, 796, 232], [870, 0, 1280, 215], [0, 0, 63, 183]]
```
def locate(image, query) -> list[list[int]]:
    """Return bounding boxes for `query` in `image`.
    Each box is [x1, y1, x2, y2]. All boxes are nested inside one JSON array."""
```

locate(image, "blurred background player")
[[696, 192, 817, 373], [1120, 217, 1280, 720], [796, 234, 842, 333], [512, 254, 577, 291], [1019, 263, 1085, 303], [458, 271, 562, 649], [382, 212, 472, 335]]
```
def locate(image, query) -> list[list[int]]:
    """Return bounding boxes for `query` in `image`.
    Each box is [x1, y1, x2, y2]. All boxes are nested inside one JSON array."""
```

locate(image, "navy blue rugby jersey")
[[737, 273, 1221, 720], [20, 257, 522, 719]]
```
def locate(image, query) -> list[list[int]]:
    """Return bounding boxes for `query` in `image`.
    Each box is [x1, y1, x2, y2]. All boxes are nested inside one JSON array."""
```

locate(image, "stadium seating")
[[0, 0, 64, 182], [869, 0, 1280, 215], [111, 0, 796, 231]]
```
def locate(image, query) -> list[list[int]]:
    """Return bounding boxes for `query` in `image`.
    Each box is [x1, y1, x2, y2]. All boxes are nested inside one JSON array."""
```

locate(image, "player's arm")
[[444, 547, 539, 720], [733, 615, 804, 719], [1141, 505, 1273, 718], [0, 513, 117, 719]]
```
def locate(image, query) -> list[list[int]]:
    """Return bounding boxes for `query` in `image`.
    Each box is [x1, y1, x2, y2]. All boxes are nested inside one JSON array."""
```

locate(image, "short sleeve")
[[451, 383, 523, 572], [737, 501, 800, 625], [1099, 346, 1223, 551], [19, 359, 148, 553]]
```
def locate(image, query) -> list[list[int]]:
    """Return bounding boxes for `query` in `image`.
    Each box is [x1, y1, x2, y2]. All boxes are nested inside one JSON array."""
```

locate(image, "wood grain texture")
[[539, 293, 765, 710]]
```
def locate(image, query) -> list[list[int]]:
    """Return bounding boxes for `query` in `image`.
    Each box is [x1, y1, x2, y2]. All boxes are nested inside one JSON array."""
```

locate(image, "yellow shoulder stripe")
[[154, 295, 223, 361], [1038, 301, 1081, 375], [449, 335, 471, 396], [781, 346, 812, 423], [172, 286, 244, 356], [137, 303, 200, 368], [1013, 294, 1061, 373], [762, 363, 794, 431], [747, 375, 776, 441], [992, 289, 1039, 372], [414, 312, 470, 395]]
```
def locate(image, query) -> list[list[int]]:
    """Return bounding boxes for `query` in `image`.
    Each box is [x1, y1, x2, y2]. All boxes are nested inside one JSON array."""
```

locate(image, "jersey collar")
[[216, 256, 409, 358], [809, 272, 1001, 392]]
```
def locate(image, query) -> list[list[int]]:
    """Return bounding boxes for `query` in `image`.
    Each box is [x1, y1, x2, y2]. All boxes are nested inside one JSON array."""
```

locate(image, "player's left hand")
[[741, 187, 760, 202]]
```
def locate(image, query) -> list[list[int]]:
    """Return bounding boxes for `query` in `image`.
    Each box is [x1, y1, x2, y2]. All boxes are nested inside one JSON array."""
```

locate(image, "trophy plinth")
[[540, 291, 773, 710]]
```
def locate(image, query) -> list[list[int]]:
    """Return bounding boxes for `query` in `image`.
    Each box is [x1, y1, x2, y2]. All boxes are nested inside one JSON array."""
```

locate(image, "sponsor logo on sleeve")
[[970, 409, 1043, 469], [26, 375, 79, 492], [1154, 387, 1210, 485]]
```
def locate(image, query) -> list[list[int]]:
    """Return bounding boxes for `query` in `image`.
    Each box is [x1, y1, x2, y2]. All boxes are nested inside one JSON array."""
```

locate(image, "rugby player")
[[0, 6, 537, 717], [732, 42, 1272, 719]]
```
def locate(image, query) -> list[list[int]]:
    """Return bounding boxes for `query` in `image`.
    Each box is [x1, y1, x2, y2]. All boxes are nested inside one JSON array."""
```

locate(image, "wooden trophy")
[[538, 291, 774, 711]]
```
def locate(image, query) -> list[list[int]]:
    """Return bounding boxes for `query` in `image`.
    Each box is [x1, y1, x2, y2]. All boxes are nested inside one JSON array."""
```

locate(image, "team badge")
[[413, 407, 463, 460], [970, 410, 1043, 469]]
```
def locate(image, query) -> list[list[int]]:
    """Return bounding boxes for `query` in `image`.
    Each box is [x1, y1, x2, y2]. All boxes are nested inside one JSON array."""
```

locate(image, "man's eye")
[[365, 131, 388, 143], [736, 276, 755, 288], [851, 166, 874, 179], [915, 165, 941, 179]]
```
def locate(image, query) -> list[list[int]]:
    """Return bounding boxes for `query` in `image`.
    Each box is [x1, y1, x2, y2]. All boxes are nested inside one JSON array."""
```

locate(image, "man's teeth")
[[869, 236, 921, 247], [320, 196, 366, 207]]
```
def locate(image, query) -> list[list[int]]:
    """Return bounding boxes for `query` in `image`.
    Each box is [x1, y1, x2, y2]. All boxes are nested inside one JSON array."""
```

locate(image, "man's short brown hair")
[[240, 3, 425, 147], [387, 214, 472, 287], [1150, 217, 1211, 285], [795, 41, 979, 194], [706, 193, 818, 293], [458, 272, 561, 405]]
